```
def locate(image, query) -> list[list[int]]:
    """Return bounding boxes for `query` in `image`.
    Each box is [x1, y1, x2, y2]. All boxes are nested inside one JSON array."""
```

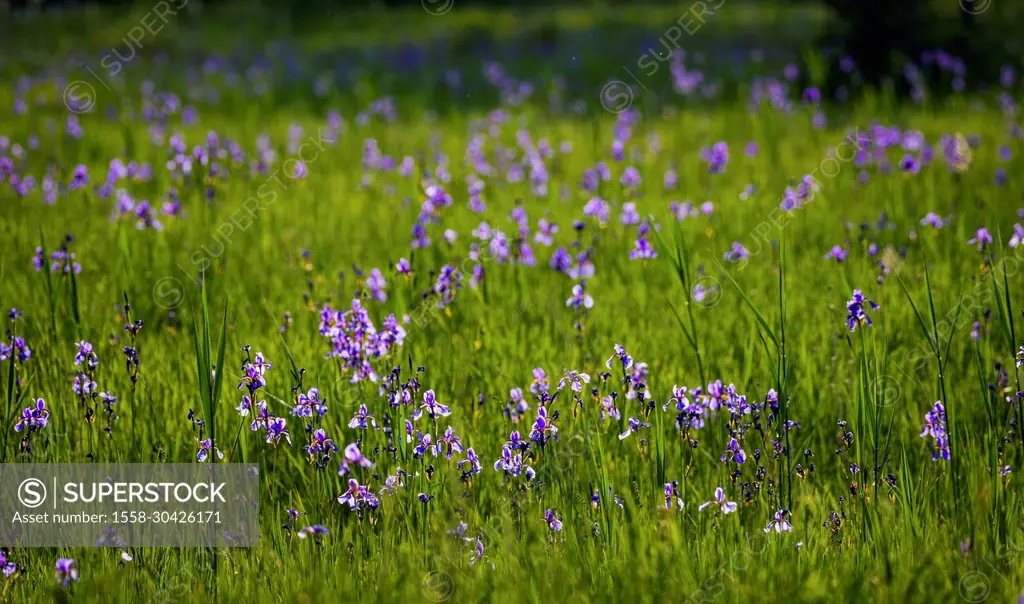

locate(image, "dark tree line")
[[6, 0, 994, 96]]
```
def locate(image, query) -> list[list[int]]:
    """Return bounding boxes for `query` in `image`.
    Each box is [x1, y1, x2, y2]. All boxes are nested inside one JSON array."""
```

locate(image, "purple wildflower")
[[196, 438, 223, 463], [544, 509, 563, 532], [845, 289, 879, 332], [764, 509, 792, 533], [618, 416, 651, 440], [724, 242, 750, 263], [606, 344, 634, 371], [411, 389, 450, 421], [629, 237, 657, 261], [558, 370, 591, 393], [55, 558, 78, 587], [920, 213, 944, 229], [721, 438, 747, 464], [824, 245, 848, 262], [920, 401, 950, 461], [968, 227, 993, 250], [348, 405, 378, 430], [438, 425, 465, 459], [338, 443, 374, 476], [529, 406, 558, 445], [14, 398, 49, 433], [699, 487, 738, 514], [566, 284, 594, 310]]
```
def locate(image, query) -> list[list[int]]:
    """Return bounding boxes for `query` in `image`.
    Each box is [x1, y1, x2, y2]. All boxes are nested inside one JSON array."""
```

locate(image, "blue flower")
[[845, 289, 879, 332], [699, 487, 738, 514]]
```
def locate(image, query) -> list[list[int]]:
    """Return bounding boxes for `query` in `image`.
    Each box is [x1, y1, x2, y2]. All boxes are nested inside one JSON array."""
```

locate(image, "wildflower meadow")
[[1, 1, 1023, 602]]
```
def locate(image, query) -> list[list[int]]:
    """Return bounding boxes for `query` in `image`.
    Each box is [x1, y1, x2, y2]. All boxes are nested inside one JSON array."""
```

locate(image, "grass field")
[[1, 2, 1023, 602]]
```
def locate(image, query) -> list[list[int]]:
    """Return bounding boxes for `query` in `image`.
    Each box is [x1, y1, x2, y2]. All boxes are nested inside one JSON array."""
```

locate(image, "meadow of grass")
[[0, 2, 1023, 602]]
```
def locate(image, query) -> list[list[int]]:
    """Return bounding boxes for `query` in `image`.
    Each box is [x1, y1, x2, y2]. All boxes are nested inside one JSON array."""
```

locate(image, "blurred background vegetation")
[[0, 0, 1019, 103]]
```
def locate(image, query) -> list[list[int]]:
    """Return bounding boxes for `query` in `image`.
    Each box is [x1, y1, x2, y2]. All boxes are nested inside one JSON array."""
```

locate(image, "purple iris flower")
[[600, 395, 621, 421], [338, 443, 374, 475], [764, 509, 793, 533], [629, 238, 657, 261], [721, 438, 747, 464], [265, 417, 291, 446], [413, 432, 438, 458], [968, 227, 993, 250], [558, 370, 590, 393], [664, 169, 678, 190], [692, 282, 718, 305], [824, 245, 848, 262], [493, 446, 534, 479], [348, 405, 378, 430], [920, 213, 944, 229], [529, 406, 558, 445], [583, 197, 611, 226], [237, 352, 271, 394], [14, 398, 49, 433], [249, 401, 275, 432], [292, 388, 327, 417], [700, 142, 729, 174], [338, 478, 380, 510], [69, 165, 89, 190], [469, 534, 486, 566], [504, 430, 530, 452], [380, 470, 406, 496], [544, 509, 563, 532], [567, 253, 595, 280], [411, 390, 450, 421], [506, 387, 529, 420], [72, 341, 96, 367], [72, 373, 97, 397], [670, 201, 698, 221], [920, 401, 950, 461], [438, 426, 465, 459], [1010, 225, 1024, 249], [534, 219, 558, 246], [49, 249, 81, 275], [845, 289, 879, 332], [530, 368, 550, 397], [606, 344, 634, 371], [566, 284, 594, 310], [31, 247, 45, 272], [899, 153, 920, 174], [296, 525, 329, 543], [620, 202, 641, 225], [618, 416, 651, 440], [411, 222, 430, 248], [133, 201, 163, 230], [366, 269, 387, 302], [620, 167, 641, 188], [196, 438, 223, 463], [699, 487, 738, 514], [457, 448, 482, 478], [724, 242, 750, 263], [664, 481, 684, 511], [55, 558, 78, 587], [0, 550, 19, 577], [304, 429, 339, 458], [550, 247, 573, 272]]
